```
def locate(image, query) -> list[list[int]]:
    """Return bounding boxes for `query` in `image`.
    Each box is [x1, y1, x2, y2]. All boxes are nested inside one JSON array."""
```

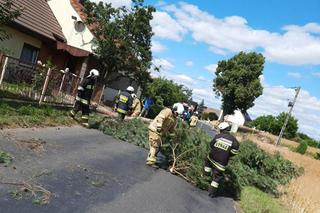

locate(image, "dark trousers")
[[73, 100, 90, 117], [204, 158, 224, 189]]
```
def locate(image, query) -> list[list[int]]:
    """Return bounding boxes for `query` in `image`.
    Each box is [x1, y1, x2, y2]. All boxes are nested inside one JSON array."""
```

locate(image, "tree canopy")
[[144, 77, 192, 107], [249, 112, 299, 139], [0, 0, 21, 52], [83, 0, 155, 89], [213, 51, 265, 115]]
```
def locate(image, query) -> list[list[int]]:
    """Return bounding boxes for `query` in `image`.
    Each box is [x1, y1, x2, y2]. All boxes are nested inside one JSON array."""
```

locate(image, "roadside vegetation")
[[92, 117, 302, 211], [0, 100, 75, 128]]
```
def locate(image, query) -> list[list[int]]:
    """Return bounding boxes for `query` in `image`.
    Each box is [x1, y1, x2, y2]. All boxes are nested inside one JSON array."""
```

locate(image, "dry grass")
[[236, 131, 320, 213]]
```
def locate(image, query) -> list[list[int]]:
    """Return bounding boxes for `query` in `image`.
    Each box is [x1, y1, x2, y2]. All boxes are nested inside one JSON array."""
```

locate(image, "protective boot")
[[208, 186, 218, 198], [146, 147, 157, 166], [69, 110, 76, 118], [81, 115, 89, 128]]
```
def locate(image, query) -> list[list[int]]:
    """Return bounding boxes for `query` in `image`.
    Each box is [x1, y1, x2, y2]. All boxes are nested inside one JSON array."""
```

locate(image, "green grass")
[[0, 100, 76, 128], [0, 150, 12, 165], [240, 186, 287, 213]]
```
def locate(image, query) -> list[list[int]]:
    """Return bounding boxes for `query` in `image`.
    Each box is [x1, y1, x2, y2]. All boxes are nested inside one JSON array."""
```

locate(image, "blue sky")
[[103, 0, 320, 139]]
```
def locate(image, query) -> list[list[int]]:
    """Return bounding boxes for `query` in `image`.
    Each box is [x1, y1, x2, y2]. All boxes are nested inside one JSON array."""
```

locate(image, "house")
[[0, 0, 66, 66]]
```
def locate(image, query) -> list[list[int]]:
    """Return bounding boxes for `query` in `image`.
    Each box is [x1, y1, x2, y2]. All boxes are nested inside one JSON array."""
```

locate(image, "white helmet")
[[126, 86, 134, 92], [218, 122, 231, 131], [89, 69, 99, 77], [194, 111, 199, 115], [172, 103, 184, 115]]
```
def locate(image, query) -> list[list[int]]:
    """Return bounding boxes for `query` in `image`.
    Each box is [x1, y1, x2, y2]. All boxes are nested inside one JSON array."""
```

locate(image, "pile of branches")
[[95, 117, 303, 198]]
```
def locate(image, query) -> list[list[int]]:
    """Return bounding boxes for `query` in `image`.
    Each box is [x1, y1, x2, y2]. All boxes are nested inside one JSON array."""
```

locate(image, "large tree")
[[144, 78, 192, 107], [0, 0, 21, 52], [213, 51, 265, 115], [83, 0, 155, 89]]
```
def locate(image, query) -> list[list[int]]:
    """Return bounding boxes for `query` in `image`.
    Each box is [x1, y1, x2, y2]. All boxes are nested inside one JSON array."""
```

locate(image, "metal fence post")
[[58, 72, 66, 95], [39, 67, 52, 105], [0, 57, 9, 85]]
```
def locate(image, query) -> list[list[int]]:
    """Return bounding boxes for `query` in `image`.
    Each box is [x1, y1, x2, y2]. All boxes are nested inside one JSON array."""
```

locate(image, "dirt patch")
[[237, 133, 320, 213], [15, 139, 46, 154]]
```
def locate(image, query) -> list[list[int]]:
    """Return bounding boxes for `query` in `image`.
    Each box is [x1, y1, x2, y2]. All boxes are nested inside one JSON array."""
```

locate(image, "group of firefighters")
[[70, 69, 240, 198]]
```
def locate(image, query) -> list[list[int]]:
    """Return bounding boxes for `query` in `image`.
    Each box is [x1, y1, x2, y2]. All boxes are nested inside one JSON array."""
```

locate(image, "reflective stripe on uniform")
[[81, 115, 89, 120], [80, 98, 89, 105], [78, 86, 84, 91], [70, 110, 75, 116], [119, 95, 128, 103], [210, 180, 219, 188], [86, 85, 94, 90], [117, 108, 127, 114], [204, 166, 212, 173], [207, 156, 226, 171], [75, 96, 81, 101], [231, 149, 239, 155]]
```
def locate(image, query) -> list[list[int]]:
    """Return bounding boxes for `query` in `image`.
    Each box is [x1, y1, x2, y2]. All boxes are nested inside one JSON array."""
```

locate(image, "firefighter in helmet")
[[115, 86, 134, 120], [204, 122, 240, 198], [189, 111, 199, 127], [131, 93, 141, 117], [146, 103, 184, 167], [70, 69, 99, 127]]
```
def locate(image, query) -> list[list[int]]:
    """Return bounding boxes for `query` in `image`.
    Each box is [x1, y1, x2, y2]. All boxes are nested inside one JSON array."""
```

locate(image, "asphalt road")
[[0, 127, 234, 213]]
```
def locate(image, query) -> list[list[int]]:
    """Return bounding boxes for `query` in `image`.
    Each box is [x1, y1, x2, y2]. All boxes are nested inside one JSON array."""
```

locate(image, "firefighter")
[[204, 122, 240, 198], [189, 111, 199, 127], [70, 69, 99, 127], [131, 93, 141, 117], [115, 86, 134, 120], [146, 102, 184, 167]]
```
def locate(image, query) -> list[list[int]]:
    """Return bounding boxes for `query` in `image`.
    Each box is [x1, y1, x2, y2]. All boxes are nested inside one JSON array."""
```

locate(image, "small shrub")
[[314, 153, 320, 160], [296, 140, 308, 154], [0, 150, 12, 165], [201, 112, 209, 120], [17, 105, 36, 115]]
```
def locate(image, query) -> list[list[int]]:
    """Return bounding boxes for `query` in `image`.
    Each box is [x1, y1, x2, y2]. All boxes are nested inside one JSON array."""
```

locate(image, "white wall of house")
[[0, 26, 42, 59], [48, 0, 94, 53], [224, 110, 246, 126]]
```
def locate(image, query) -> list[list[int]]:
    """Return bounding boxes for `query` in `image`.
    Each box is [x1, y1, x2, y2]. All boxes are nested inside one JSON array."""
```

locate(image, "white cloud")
[[152, 58, 174, 71], [185, 60, 193, 67], [151, 11, 186, 41], [152, 40, 167, 52], [312, 72, 320, 77], [197, 76, 206, 81], [90, 0, 131, 8], [161, 2, 320, 66], [205, 64, 218, 75], [249, 86, 320, 140], [168, 74, 193, 85], [288, 72, 302, 78], [192, 88, 221, 109]]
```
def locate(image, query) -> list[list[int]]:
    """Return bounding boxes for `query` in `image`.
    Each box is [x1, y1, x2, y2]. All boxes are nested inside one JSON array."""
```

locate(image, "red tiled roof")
[[1, 0, 66, 42], [69, 0, 96, 33]]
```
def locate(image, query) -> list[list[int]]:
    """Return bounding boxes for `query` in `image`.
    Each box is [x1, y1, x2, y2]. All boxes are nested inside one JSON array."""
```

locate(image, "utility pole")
[[276, 87, 301, 146]]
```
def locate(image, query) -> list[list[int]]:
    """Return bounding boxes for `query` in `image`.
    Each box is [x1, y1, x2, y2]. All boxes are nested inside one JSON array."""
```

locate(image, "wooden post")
[[39, 68, 52, 105], [98, 84, 106, 105], [0, 57, 9, 85], [58, 72, 66, 95]]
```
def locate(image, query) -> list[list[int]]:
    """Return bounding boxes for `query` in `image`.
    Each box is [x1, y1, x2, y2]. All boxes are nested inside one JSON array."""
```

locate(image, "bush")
[[296, 140, 308, 154], [0, 150, 12, 165], [208, 112, 218, 121], [146, 104, 164, 119], [249, 112, 298, 139], [94, 117, 303, 198], [201, 112, 209, 120]]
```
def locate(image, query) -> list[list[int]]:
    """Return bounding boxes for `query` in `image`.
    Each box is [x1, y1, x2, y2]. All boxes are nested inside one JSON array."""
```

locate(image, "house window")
[[20, 43, 39, 64]]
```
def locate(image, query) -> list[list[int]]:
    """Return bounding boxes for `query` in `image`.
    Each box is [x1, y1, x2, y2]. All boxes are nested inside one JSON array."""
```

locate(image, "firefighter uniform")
[[204, 132, 240, 197], [70, 77, 96, 127], [131, 97, 141, 117], [146, 108, 177, 165], [116, 90, 133, 120], [189, 115, 199, 127]]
